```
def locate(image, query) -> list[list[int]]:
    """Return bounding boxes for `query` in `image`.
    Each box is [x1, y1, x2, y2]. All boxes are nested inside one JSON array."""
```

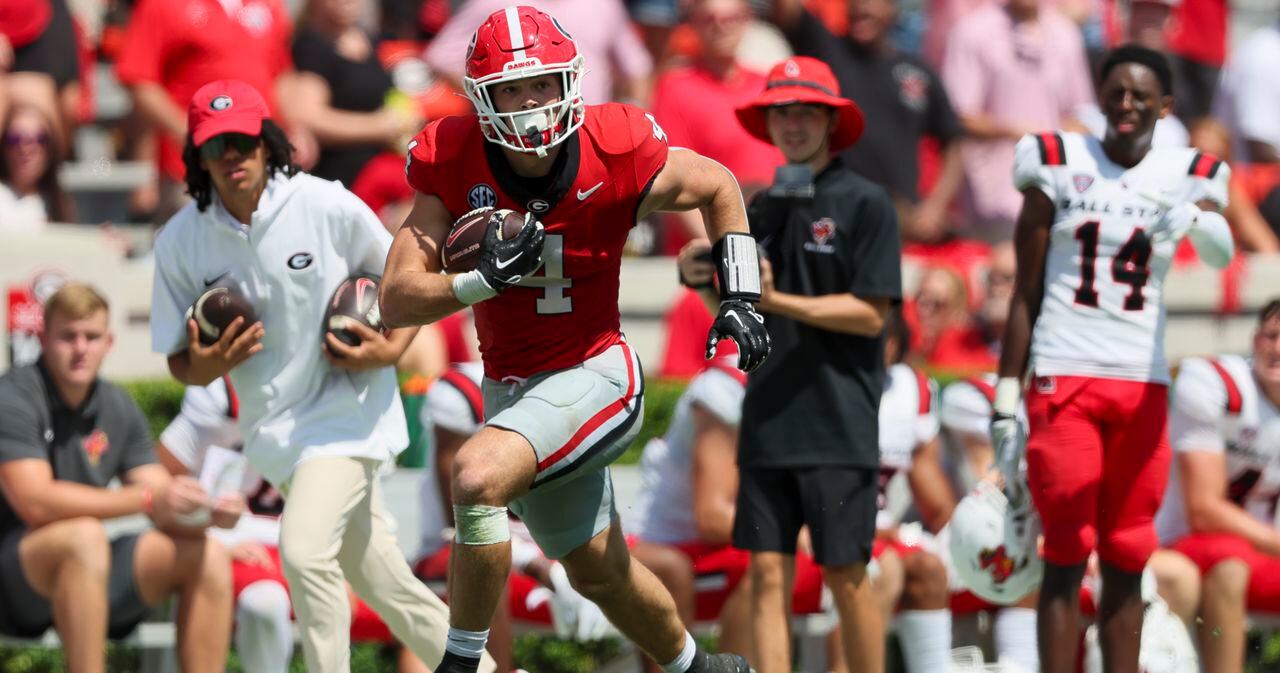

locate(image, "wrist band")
[[452, 270, 498, 306], [141, 488, 154, 516], [994, 377, 1022, 416], [713, 232, 762, 302]]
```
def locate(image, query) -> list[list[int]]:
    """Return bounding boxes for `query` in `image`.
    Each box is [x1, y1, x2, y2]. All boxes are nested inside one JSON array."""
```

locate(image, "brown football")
[[324, 274, 382, 350], [440, 207, 527, 273], [190, 286, 257, 346]]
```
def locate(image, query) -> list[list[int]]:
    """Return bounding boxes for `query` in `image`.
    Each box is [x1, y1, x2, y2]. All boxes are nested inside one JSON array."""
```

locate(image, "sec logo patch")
[[468, 184, 497, 209]]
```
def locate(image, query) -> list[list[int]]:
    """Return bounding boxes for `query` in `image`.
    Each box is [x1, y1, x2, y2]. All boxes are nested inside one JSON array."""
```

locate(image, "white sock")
[[896, 609, 952, 673], [445, 627, 490, 660], [660, 631, 697, 673], [994, 607, 1039, 672], [235, 581, 294, 673]]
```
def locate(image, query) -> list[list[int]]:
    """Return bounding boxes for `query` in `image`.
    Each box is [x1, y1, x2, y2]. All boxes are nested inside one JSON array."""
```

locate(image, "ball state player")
[[380, 6, 770, 673], [993, 45, 1234, 673]]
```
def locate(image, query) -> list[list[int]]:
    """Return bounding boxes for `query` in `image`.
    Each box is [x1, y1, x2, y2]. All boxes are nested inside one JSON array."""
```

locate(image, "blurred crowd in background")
[[2, 0, 1279, 380]]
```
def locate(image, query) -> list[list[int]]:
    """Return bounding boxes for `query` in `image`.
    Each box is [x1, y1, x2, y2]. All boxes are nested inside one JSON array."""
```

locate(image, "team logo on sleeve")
[[287, 252, 314, 270], [82, 430, 109, 466], [1073, 174, 1094, 193], [468, 184, 497, 209]]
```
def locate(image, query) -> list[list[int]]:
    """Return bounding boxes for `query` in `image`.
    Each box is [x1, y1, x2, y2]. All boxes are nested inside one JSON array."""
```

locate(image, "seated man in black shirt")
[[731, 57, 902, 673], [773, 0, 965, 243], [0, 283, 241, 673]]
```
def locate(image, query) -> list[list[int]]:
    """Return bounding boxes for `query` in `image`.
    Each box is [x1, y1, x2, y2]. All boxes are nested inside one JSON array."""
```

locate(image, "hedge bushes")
[[117, 376, 691, 466]]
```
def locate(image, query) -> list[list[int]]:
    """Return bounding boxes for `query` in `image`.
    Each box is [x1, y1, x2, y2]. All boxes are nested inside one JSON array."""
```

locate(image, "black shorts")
[[0, 529, 151, 638], [732, 466, 877, 567], [11, 0, 80, 90]]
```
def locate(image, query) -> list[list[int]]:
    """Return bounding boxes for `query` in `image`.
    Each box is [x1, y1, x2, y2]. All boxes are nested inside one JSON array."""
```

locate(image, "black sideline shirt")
[[739, 159, 902, 469], [785, 11, 963, 204], [0, 361, 155, 534]]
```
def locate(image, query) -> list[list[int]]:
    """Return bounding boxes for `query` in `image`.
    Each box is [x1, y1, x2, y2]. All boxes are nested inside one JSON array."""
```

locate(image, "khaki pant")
[[279, 456, 495, 673]]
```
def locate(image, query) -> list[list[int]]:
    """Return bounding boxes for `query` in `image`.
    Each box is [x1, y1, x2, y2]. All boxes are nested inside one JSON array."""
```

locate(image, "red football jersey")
[[407, 103, 669, 380]]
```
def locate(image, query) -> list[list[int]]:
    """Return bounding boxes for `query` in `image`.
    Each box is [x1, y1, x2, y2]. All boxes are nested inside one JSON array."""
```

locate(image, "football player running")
[[994, 44, 1234, 673], [1153, 299, 1280, 673], [380, 6, 769, 673]]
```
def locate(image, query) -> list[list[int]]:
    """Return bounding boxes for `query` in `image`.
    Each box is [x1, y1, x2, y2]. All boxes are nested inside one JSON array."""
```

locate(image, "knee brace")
[[453, 504, 510, 545]]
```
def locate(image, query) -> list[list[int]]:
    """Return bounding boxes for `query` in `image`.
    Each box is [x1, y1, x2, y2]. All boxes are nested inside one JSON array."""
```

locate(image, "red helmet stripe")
[[504, 6, 527, 61]]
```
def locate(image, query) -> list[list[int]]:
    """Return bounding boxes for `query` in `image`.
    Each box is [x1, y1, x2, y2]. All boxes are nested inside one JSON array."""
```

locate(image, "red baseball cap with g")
[[188, 80, 271, 147], [735, 57, 865, 152]]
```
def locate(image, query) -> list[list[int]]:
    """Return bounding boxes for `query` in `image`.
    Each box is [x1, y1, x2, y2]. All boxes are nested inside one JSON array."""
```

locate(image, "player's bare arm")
[[639, 148, 771, 372], [638, 148, 748, 237], [908, 438, 955, 533], [991, 187, 1053, 454], [380, 192, 467, 327], [690, 405, 739, 545], [1179, 451, 1280, 556], [167, 317, 265, 387], [997, 188, 1053, 382]]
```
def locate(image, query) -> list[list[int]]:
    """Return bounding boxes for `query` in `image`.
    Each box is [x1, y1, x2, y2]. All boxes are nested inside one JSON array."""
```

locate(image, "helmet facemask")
[[465, 55, 586, 158]]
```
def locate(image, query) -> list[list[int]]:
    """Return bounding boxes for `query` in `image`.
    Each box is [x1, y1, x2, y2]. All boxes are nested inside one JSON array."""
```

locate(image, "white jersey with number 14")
[[1013, 132, 1229, 385]]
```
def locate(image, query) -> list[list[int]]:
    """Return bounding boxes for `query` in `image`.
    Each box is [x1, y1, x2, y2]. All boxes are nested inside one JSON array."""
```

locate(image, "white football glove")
[[1147, 201, 1200, 245], [547, 562, 617, 641]]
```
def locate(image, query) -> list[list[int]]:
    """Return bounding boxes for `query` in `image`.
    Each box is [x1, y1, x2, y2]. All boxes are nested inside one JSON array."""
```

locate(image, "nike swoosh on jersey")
[[203, 273, 228, 287], [577, 182, 604, 200]]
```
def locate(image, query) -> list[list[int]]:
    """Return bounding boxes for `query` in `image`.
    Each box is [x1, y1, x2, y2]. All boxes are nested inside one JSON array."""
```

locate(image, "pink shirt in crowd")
[[424, 0, 652, 105], [650, 65, 783, 190], [942, 3, 1094, 234]]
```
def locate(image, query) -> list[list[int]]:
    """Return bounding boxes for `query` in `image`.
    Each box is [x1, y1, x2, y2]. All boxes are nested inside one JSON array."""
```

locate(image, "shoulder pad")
[[1205, 357, 1244, 415], [409, 115, 479, 166], [588, 103, 663, 156]]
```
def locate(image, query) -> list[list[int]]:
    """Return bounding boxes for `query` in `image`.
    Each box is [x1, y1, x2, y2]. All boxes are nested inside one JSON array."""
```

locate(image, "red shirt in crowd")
[[651, 66, 783, 190], [116, 0, 293, 180], [650, 64, 783, 254], [1167, 0, 1229, 67]]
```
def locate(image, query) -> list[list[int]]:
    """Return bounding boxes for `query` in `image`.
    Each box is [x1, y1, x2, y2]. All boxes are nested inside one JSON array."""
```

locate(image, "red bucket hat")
[[188, 80, 271, 147], [735, 57, 865, 152]]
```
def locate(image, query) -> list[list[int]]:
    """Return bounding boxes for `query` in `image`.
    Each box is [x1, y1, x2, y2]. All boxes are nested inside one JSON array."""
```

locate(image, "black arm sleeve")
[[0, 396, 47, 464], [117, 392, 158, 473], [923, 64, 964, 145], [845, 190, 904, 300], [291, 29, 336, 79]]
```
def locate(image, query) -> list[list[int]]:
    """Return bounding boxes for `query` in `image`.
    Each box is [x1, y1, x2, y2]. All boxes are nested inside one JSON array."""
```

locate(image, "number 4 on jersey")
[[516, 234, 572, 314], [1073, 220, 1153, 311]]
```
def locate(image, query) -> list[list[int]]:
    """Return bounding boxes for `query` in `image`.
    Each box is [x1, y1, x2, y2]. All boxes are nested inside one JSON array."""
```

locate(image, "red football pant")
[[1025, 376, 1170, 573], [1171, 533, 1280, 612]]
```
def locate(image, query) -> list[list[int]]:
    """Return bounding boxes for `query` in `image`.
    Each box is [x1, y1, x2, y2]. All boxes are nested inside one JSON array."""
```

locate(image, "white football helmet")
[[948, 479, 1043, 605]]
